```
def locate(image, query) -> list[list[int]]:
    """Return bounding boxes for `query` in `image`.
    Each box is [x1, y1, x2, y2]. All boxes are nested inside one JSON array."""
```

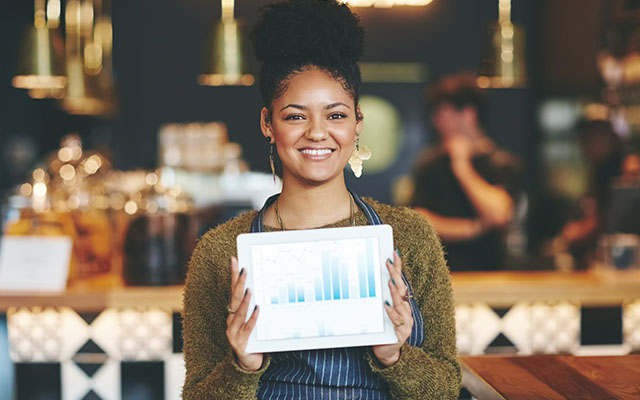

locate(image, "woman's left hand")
[[372, 250, 413, 367]]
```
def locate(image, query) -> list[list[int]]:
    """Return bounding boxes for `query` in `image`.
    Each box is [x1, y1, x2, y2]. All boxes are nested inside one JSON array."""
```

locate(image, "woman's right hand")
[[226, 256, 263, 371]]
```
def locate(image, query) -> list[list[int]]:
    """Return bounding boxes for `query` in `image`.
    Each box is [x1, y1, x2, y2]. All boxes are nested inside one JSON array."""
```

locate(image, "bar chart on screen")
[[251, 237, 384, 341]]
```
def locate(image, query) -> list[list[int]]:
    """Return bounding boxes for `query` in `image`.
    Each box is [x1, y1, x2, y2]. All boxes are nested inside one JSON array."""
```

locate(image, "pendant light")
[[12, 0, 66, 95], [478, 0, 527, 88], [198, 0, 254, 86], [340, 0, 434, 7], [61, 0, 116, 116]]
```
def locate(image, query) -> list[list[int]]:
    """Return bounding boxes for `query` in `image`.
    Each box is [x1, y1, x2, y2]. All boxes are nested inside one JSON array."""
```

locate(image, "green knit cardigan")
[[182, 199, 461, 399]]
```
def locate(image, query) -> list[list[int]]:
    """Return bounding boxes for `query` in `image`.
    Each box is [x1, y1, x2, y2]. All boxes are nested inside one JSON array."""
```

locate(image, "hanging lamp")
[[198, 0, 254, 86], [12, 0, 66, 95], [340, 0, 434, 7], [478, 0, 527, 88], [61, 0, 116, 116]]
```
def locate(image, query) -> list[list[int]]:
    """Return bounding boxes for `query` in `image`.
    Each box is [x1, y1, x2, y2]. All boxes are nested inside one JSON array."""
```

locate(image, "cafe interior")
[[1, 0, 639, 399]]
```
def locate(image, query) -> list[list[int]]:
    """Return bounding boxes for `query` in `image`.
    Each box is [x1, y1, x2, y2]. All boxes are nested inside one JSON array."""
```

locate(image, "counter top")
[[451, 269, 640, 307], [0, 275, 184, 312], [1, 270, 639, 312]]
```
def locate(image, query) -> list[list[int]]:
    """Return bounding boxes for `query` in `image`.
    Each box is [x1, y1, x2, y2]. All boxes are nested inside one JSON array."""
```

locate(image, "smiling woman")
[[181, 0, 461, 399]]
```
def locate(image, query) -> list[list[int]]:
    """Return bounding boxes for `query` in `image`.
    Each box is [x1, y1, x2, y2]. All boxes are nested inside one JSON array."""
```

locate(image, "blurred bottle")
[[121, 171, 197, 286], [596, 233, 640, 271]]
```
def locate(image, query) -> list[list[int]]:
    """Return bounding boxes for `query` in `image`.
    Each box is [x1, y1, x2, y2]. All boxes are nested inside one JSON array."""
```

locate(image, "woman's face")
[[261, 66, 362, 187]]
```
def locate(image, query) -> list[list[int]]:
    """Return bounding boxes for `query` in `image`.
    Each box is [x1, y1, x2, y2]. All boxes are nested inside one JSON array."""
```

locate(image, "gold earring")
[[269, 142, 277, 184], [348, 135, 371, 178]]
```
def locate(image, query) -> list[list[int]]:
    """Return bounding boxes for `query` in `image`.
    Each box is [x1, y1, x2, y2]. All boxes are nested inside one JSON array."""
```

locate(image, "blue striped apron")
[[251, 191, 424, 400]]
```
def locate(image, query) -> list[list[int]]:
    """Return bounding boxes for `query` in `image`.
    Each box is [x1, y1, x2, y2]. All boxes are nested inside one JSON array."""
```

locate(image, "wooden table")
[[461, 354, 640, 399]]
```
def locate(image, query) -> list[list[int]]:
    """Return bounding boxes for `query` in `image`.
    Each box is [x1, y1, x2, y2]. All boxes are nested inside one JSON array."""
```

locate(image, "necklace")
[[274, 193, 356, 231]]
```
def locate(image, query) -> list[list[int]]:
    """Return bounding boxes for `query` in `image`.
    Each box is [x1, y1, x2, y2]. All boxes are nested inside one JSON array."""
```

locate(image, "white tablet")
[[237, 224, 398, 353]]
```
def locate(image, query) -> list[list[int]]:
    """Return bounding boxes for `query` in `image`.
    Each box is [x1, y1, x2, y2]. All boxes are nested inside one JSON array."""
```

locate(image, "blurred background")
[[1, 0, 640, 399], [3, 0, 640, 265]]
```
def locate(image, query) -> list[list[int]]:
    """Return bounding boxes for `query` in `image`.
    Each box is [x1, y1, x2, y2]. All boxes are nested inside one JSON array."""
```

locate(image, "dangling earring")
[[266, 136, 276, 184], [348, 134, 371, 178]]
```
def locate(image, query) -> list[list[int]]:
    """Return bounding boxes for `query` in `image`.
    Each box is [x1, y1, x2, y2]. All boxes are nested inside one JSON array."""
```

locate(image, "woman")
[[182, 1, 461, 398]]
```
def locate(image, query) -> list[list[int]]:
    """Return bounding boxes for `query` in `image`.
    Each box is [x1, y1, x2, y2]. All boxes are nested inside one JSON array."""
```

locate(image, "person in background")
[[410, 73, 521, 271], [181, 1, 461, 399], [559, 117, 624, 269]]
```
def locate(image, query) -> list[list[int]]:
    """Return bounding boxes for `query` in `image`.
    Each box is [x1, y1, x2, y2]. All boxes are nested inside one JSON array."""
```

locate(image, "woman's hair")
[[250, 0, 365, 110]]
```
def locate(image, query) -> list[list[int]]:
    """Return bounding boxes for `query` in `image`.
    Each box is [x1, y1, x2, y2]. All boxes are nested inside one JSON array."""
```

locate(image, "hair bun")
[[251, 0, 364, 66]]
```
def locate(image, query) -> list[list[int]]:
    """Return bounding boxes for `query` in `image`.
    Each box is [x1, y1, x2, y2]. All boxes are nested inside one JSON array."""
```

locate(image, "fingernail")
[[388, 257, 394, 265], [391, 278, 396, 286], [254, 305, 258, 312], [239, 268, 245, 276], [396, 248, 401, 257], [244, 288, 249, 296], [385, 300, 391, 306]]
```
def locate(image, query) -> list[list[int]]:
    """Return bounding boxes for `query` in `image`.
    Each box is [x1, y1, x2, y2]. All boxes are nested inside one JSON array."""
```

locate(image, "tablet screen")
[[251, 237, 384, 341]]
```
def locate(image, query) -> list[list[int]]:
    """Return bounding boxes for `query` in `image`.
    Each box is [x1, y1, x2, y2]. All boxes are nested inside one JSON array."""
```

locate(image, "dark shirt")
[[410, 143, 520, 271], [590, 154, 624, 214]]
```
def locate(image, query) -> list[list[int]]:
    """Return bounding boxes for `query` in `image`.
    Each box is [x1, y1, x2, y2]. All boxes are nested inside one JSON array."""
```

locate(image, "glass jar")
[[121, 183, 197, 286]]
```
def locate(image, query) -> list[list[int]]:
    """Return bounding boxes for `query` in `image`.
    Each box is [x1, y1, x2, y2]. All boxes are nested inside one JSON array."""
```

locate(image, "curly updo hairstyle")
[[250, 0, 365, 111]]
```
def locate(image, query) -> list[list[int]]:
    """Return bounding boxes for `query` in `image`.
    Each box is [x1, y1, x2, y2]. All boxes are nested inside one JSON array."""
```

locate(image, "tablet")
[[237, 224, 398, 353]]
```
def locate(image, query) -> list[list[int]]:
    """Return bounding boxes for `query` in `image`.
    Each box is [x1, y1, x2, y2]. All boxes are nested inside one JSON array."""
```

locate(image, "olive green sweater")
[[182, 200, 461, 399]]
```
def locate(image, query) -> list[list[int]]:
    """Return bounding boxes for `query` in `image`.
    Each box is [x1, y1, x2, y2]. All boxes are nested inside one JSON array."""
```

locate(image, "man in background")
[[558, 117, 625, 269], [410, 73, 521, 271]]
